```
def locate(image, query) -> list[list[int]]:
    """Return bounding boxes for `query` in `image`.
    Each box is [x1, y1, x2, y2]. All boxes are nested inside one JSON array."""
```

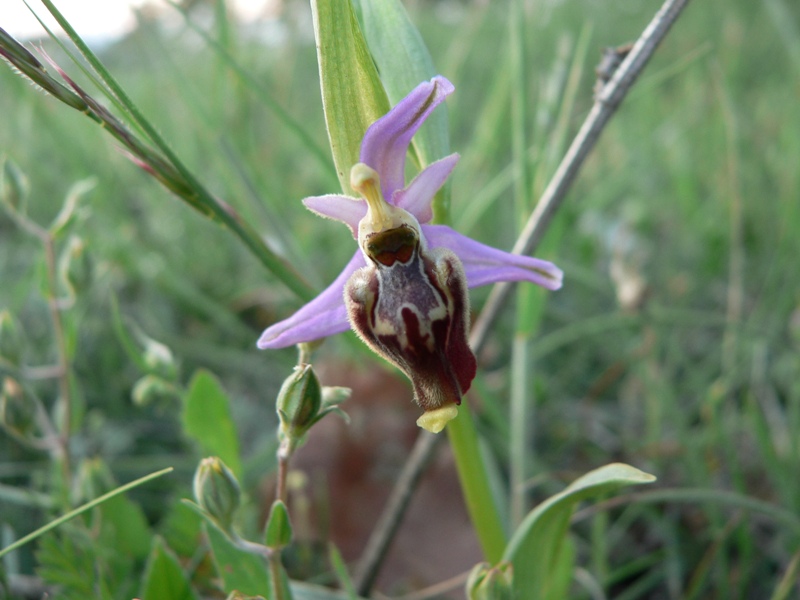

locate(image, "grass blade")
[[166, 0, 337, 184], [310, 0, 390, 196], [0, 467, 173, 559], [34, 0, 314, 300]]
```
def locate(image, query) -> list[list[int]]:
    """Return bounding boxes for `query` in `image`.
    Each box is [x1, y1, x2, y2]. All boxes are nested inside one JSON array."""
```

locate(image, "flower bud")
[[0, 310, 24, 368], [131, 374, 181, 408], [276, 364, 322, 443], [0, 377, 37, 439], [49, 178, 94, 238], [466, 561, 514, 600], [58, 236, 93, 297], [263, 500, 293, 550], [193, 457, 241, 532], [142, 337, 178, 381], [0, 156, 29, 214]]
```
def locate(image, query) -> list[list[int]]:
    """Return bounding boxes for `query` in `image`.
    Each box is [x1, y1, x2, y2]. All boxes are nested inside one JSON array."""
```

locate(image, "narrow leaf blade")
[[140, 537, 198, 600], [310, 0, 390, 195], [503, 463, 655, 599], [183, 370, 243, 478]]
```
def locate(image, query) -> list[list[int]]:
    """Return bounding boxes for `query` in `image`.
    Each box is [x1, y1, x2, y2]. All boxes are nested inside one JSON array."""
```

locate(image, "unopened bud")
[[0, 156, 29, 214], [466, 561, 514, 600], [276, 364, 322, 442], [1, 377, 36, 438], [58, 236, 92, 297], [264, 500, 293, 550], [49, 178, 94, 238], [131, 374, 180, 408], [193, 457, 241, 532], [0, 310, 24, 367], [142, 338, 178, 381]]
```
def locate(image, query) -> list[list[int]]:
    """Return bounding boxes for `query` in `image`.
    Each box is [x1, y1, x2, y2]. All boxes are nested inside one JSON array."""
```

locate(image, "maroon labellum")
[[347, 229, 476, 418]]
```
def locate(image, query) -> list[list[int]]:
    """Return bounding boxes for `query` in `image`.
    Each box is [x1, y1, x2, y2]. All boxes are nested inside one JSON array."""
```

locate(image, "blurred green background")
[[2, 0, 800, 597]]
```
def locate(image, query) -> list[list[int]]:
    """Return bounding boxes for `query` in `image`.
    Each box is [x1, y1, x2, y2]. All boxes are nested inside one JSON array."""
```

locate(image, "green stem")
[[508, 0, 533, 531], [447, 403, 506, 563], [509, 333, 529, 527], [268, 552, 293, 600], [0, 467, 173, 559], [41, 229, 72, 486]]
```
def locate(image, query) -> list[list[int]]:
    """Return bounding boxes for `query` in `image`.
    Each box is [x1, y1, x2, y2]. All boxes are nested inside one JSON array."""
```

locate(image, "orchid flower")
[[258, 76, 563, 433]]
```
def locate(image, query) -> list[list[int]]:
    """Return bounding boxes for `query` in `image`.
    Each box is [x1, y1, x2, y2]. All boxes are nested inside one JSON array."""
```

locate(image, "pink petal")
[[303, 194, 366, 239], [257, 251, 366, 348], [422, 225, 564, 290], [360, 76, 455, 201], [393, 153, 459, 224]]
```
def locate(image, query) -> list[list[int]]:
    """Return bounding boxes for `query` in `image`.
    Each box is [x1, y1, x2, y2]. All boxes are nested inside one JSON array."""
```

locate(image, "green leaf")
[[327, 543, 358, 599], [161, 499, 204, 558], [183, 370, 242, 478], [353, 0, 451, 219], [140, 537, 197, 600], [100, 493, 152, 560], [36, 529, 107, 600], [503, 463, 656, 599], [264, 501, 293, 550], [0, 467, 173, 560], [290, 581, 367, 600], [310, 0, 390, 195], [205, 523, 271, 596]]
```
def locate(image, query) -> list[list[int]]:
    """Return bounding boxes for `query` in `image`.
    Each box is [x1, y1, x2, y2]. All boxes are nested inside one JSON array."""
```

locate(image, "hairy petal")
[[303, 194, 366, 239], [360, 76, 455, 201], [422, 225, 564, 290], [257, 251, 365, 348], [393, 153, 459, 224], [344, 247, 476, 414]]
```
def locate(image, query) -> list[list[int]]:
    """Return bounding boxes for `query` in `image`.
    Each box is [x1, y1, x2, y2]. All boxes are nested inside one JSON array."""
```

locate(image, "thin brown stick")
[[354, 430, 440, 595], [469, 0, 692, 349], [354, 0, 693, 594]]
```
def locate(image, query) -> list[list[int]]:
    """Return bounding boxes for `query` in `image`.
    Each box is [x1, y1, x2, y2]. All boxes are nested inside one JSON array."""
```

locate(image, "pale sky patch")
[[3, 0, 276, 40]]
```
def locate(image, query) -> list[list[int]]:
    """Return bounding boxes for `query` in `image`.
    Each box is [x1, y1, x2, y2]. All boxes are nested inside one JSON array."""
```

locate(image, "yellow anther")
[[416, 404, 459, 434]]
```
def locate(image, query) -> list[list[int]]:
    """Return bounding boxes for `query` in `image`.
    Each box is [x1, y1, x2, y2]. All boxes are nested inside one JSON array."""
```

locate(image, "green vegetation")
[[1, 0, 799, 597]]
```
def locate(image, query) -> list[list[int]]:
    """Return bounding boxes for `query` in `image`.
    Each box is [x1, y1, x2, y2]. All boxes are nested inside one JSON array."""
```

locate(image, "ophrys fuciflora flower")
[[258, 76, 562, 433]]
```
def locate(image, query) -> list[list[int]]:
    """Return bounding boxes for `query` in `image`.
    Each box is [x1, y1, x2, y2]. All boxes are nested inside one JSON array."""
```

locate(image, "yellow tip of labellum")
[[416, 404, 459, 434]]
